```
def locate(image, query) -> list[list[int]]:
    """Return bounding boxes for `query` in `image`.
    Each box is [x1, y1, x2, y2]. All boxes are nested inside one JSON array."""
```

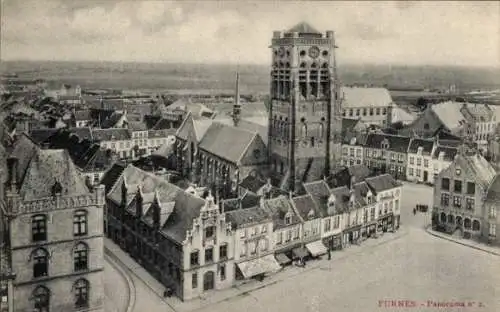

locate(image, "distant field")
[[2, 61, 500, 95]]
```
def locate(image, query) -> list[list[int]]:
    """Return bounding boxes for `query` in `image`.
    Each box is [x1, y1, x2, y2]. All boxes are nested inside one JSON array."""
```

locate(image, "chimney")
[[349, 175, 356, 189], [6, 157, 18, 193], [232, 72, 241, 127], [121, 177, 128, 207]]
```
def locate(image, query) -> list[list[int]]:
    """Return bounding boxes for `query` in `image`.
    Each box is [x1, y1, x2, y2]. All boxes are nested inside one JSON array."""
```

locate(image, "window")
[[489, 224, 496, 237], [250, 241, 257, 255], [286, 230, 292, 242], [370, 208, 375, 220], [205, 226, 215, 239], [490, 205, 497, 218], [260, 239, 268, 251], [409, 168, 414, 176], [424, 159, 429, 168], [192, 273, 198, 289], [355, 109, 360, 116], [32, 215, 47, 242], [363, 210, 368, 223], [74, 242, 88, 272], [362, 108, 367, 116], [395, 199, 399, 211], [466, 182, 475, 195], [466, 198, 475, 210], [350, 148, 355, 157], [416, 158, 421, 166], [33, 248, 49, 278], [33, 286, 50, 312], [240, 229, 246, 238], [453, 196, 461, 208], [416, 169, 421, 177], [261, 225, 267, 233], [324, 219, 331, 232], [73, 210, 88, 236], [252, 227, 258, 236], [277, 232, 283, 244], [293, 228, 299, 239], [220, 264, 226, 281], [285, 214, 292, 225], [454, 180, 462, 193], [205, 248, 213, 263], [440, 193, 449, 206], [74, 279, 89, 309], [356, 149, 362, 157], [472, 220, 480, 231], [376, 108, 381, 115], [441, 178, 450, 191], [190, 251, 199, 266], [369, 108, 374, 116], [219, 244, 228, 260]]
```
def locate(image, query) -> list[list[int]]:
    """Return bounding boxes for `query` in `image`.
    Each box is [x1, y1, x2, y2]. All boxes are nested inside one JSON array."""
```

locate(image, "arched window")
[[74, 242, 89, 272], [440, 212, 446, 223], [311, 63, 317, 69], [32, 248, 49, 278], [32, 214, 47, 242], [472, 220, 480, 231], [73, 210, 88, 236], [33, 285, 50, 312], [322, 62, 328, 68], [301, 124, 308, 138], [300, 62, 306, 68], [74, 278, 90, 309], [447, 214, 454, 224], [285, 62, 290, 68], [464, 218, 472, 230], [311, 137, 315, 147], [456, 216, 463, 226], [319, 123, 324, 139]]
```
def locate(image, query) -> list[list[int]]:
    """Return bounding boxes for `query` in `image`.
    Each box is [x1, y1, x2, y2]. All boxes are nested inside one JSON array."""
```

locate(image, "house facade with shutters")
[[406, 138, 436, 184], [363, 133, 411, 180], [432, 147, 498, 242], [3, 135, 105, 312]]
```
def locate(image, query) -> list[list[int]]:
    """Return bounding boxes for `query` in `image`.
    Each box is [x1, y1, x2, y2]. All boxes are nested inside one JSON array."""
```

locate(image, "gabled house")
[[406, 138, 435, 184], [432, 146, 497, 242], [261, 195, 302, 260], [365, 174, 403, 232]]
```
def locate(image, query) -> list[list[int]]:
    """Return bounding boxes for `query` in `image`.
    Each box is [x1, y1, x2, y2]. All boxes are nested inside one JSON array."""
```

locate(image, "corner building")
[[268, 23, 343, 192], [3, 134, 105, 312]]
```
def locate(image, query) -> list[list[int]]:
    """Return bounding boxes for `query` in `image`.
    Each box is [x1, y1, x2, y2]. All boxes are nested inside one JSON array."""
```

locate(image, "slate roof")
[[161, 191, 206, 243], [485, 174, 500, 202], [152, 118, 174, 130], [221, 192, 261, 213], [144, 115, 162, 129], [364, 133, 411, 153], [29, 128, 59, 144], [19, 149, 90, 200], [261, 195, 301, 230], [292, 194, 320, 220], [225, 206, 272, 229], [461, 153, 496, 189], [432, 145, 458, 161], [92, 128, 131, 141], [239, 175, 267, 193], [329, 186, 351, 214], [100, 163, 126, 193], [430, 101, 467, 132], [100, 112, 124, 129], [9, 133, 39, 184], [408, 138, 435, 155], [198, 122, 257, 164], [68, 127, 93, 141], [365, 174, 402, 194], [303, 180, 332, 216], [341, 87, 393, 109], [128, 121, 148, 131], [213, 118, 269, 145], [342, 118, 361, 133]]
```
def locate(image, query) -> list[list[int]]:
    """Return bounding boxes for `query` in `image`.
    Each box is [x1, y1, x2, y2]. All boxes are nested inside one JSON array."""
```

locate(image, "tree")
[[416, 97, 429, 111]]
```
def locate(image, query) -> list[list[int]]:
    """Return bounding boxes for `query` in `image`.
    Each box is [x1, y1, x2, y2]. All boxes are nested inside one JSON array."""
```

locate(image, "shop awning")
[[292, 247, 309, 259], [275, 253, 291, 265], [306, 241, 328, 257], [236, 254, 281, 278]]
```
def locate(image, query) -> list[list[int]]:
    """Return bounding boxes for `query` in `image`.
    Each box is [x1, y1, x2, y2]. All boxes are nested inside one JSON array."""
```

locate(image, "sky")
[[1, 0, 499, 67]]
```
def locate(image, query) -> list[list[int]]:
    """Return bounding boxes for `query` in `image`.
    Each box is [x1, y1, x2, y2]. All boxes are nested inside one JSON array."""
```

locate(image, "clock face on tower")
[[309, 46, 320, 59]]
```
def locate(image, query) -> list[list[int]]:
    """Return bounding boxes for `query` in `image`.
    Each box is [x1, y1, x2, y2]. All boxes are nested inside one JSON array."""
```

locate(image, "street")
[[192, 183, 500, 312], [104, 256, 131, 312], [109, 183, 500, 312]]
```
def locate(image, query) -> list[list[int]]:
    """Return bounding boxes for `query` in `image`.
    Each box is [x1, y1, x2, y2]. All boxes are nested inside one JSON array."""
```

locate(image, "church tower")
[[268, 22, 342, 192]]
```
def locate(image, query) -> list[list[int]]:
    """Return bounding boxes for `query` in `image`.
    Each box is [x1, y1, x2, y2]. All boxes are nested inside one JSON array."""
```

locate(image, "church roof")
[[287, 22, 321, 34]]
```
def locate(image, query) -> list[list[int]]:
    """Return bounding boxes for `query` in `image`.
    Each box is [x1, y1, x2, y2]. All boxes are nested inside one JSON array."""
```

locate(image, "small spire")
[[233, 71, 241, 127]]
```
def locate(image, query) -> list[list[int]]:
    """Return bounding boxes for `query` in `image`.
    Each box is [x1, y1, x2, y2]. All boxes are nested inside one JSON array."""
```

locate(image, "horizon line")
[[1, 58, 499, 70]]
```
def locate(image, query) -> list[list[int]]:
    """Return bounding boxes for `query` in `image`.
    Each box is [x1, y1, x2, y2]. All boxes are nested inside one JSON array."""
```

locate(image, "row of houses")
[[102, 164, 402, 301], [341, 131, 463, 185]]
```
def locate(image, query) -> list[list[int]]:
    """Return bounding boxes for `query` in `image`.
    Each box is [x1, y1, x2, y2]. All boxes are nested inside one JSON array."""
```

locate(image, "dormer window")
[[285, 213, 292, 225], [307, 210, 315, 219], [327, 194, 336, 207], [367, 195, 372, 204]]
